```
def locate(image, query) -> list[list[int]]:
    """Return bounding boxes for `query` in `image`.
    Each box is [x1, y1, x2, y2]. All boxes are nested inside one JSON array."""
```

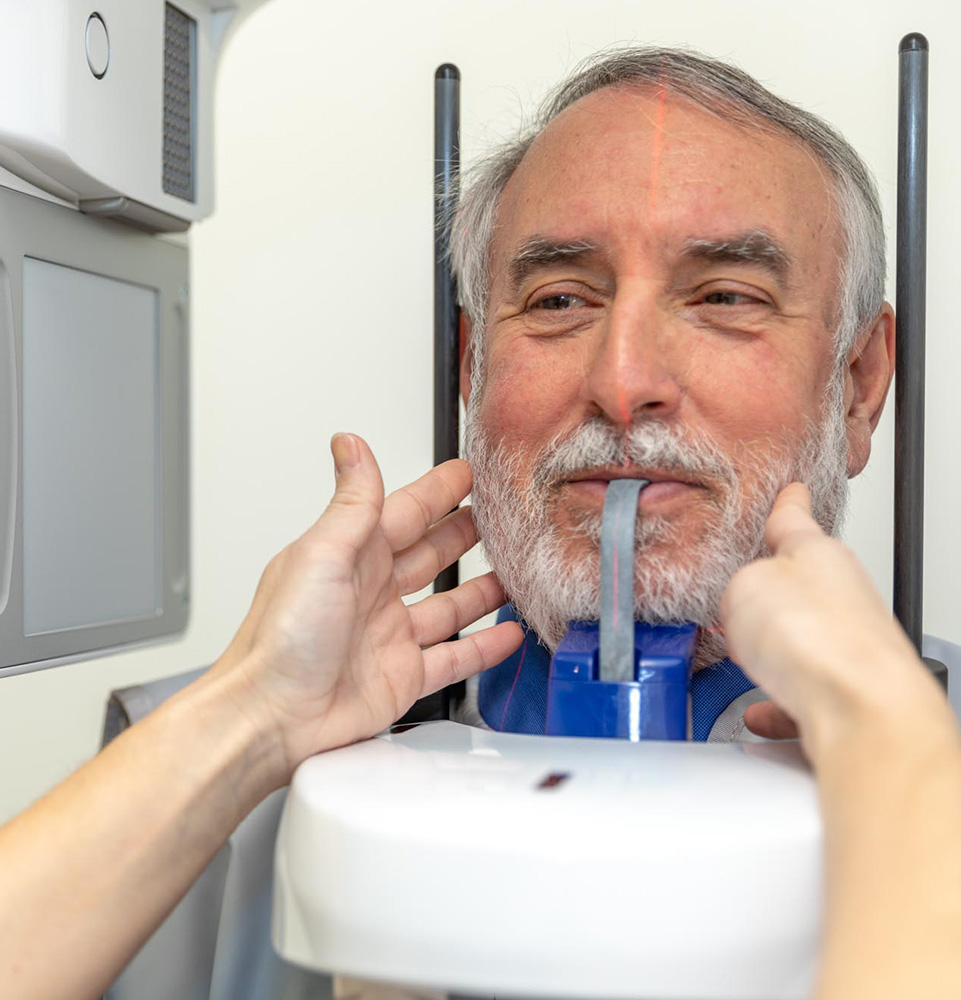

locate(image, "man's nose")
[[583, 291, 682, 426]]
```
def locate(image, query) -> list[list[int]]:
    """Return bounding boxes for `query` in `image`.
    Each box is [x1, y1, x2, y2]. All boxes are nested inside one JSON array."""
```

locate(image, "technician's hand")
[[720, 483, 948, 761], [211, 433, 522, 784], [0, 435, 522, 1000], [721, 485, 961, 1000]]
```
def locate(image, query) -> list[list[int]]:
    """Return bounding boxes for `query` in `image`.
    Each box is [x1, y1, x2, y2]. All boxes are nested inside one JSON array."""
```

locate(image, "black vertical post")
[[434, 64, 461, 532], [894, 33, 928, 655], [392, 65, 463, 729], [435, 64, 461, 716]]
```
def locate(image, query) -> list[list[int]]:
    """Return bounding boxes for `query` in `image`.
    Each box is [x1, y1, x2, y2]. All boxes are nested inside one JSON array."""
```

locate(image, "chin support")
[[546, 479, 697, 740]]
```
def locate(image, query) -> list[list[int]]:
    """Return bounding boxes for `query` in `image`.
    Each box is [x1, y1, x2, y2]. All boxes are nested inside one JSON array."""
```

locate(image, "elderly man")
[[450, 46, 895, 741]]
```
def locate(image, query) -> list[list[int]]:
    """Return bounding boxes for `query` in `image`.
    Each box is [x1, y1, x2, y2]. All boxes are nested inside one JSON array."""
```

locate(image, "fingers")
[[409, 572, 508, 648], [393, 507, 477, 596], [410, 570, 523, 698], [764, 482, 823, 555], [420, 621, 525, 697], [743, 700, 801, 741], [381, 459, 472, 553], [302, 434, 386, 557]]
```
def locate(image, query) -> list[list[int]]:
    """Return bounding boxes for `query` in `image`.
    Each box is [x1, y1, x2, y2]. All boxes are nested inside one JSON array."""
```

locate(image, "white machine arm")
[[0, 0, 270, 230], [274, 722, 822, 1000]]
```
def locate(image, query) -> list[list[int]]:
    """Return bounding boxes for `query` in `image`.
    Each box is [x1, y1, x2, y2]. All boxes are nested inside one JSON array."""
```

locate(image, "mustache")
[[530, 417, 737, 490]]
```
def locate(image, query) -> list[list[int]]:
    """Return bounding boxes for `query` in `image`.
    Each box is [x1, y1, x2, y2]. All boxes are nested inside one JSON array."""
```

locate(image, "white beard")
[[465, 370, 849, 652]]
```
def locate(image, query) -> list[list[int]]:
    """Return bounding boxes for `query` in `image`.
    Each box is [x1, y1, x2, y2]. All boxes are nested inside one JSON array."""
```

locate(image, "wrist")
[[170, 658, 293, 808], [802, 645, 958, 771]]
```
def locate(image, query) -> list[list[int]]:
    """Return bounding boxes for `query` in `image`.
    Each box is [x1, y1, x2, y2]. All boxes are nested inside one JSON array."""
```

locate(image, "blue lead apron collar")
[[478, 605, 756, 741]]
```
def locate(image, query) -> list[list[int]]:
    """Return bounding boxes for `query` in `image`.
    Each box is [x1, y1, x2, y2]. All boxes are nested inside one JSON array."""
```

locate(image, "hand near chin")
[[720, 483, 941, 760], [211, 434, 523, 783], [741, 699, 800, 740]]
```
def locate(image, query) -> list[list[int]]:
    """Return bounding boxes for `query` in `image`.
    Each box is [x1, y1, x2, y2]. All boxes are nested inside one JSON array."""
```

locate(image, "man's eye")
[[532, 293, 587, 310], [702, 290, 758, 306]]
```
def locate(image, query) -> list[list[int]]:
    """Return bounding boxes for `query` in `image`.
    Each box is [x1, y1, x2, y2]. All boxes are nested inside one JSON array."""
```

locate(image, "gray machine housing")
[[0, 184, 189, 675]]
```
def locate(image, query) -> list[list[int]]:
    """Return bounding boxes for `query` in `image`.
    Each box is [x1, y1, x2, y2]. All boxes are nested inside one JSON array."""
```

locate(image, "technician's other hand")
[[212, 434, 523, 784], [720, 483, 945, 761]]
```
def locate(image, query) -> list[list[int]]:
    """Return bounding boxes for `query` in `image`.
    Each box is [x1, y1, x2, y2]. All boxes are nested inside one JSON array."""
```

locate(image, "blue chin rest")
[[547, 619, 697, 740], [546, 478, 697, 741]]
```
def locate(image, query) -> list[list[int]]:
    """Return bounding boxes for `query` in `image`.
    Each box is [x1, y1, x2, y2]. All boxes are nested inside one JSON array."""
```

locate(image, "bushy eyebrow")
[[506, 236, 600, 292], [503, 228, 792, 295], [680, 229, 792, 284]]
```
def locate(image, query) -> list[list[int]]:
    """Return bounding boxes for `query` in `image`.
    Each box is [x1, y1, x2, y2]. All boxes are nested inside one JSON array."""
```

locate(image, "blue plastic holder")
[[546, 621, 698, 740]]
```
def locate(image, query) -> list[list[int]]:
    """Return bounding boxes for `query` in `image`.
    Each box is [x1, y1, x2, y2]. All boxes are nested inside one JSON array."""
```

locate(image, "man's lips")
[[561, 470, 705, 509]]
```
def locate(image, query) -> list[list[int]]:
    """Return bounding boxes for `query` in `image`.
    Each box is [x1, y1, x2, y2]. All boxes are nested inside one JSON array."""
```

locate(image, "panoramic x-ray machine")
[[0, 5, 953, 999], [272, 34, 951, 1000]]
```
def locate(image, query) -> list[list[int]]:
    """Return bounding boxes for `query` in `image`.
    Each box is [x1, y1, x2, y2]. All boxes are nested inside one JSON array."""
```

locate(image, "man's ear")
[[459, 312, 474, 405], [845, 302, 895, 476]]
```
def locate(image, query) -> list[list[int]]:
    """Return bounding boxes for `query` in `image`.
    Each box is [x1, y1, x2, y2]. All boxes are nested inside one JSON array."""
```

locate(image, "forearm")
[[0, 663, 284, 1000], [812, 687, 961, 1000], [0, 443, 531, 1000]]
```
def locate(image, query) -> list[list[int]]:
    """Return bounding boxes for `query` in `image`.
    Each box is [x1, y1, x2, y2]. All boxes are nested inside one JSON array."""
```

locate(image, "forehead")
[[491, 86, 839, 284]]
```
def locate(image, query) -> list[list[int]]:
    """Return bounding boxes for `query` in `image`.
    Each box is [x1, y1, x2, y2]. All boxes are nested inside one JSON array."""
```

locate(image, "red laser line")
[[499, 635, 528, 732], [615, 82, 667, 431], [648, 82, 668, 215], [611, 495, 623, 632]]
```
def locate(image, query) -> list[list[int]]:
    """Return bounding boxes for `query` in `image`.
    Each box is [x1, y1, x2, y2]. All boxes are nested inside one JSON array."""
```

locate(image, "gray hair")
[[450, 46, 885, 391]]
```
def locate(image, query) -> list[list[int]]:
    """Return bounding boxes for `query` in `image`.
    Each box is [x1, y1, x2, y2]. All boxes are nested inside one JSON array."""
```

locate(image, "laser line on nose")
[[613, 82, 666, 437]]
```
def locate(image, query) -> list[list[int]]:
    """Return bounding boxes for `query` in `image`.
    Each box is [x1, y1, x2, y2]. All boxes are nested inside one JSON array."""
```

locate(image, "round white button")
[[85, 13, 109, 79]]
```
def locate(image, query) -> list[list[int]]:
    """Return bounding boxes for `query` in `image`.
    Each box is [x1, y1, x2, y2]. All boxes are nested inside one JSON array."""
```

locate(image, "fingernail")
[[332, 433, 360, 471]]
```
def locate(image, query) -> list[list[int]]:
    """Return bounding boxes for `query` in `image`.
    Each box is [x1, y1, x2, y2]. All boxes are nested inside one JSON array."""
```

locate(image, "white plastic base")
[[273, 722, 821, 1000]]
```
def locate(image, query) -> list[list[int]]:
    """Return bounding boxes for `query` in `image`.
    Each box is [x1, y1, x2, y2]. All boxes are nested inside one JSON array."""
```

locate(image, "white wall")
[[1, 0, 958, 822]]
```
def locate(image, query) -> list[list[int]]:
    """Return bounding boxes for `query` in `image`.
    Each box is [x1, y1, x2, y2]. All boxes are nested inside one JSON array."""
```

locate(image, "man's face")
[[464, 87, 858, 648]]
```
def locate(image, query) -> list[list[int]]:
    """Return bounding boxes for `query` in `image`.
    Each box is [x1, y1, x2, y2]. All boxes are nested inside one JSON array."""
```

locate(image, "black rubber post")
[[392, 65, 463, 728], [434, 63, 461, 590], [435, 64, 462, 719], [894, 33, 928, 655]]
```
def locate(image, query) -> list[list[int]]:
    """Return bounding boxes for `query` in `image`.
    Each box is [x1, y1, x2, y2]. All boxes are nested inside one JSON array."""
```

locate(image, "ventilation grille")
[[162, 3, 195, 202]]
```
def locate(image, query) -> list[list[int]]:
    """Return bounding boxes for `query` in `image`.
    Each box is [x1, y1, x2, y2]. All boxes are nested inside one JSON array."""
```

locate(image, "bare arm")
[[0, 434, 523, 1000], [722, 483, 961, 1000]]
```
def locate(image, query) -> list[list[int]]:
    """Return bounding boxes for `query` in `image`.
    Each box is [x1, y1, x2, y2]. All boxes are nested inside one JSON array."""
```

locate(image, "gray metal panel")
[[0, 257, 15, 618], [22, 260, 161, 634], [0, 184, 189, 674]]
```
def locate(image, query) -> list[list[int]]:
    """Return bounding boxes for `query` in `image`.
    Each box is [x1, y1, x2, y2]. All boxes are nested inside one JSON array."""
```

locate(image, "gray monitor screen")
[[22, 258, 162, 635]]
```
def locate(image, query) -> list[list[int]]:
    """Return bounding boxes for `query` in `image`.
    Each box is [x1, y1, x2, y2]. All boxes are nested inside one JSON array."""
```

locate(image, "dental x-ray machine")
[[0, 6, 951, 999], [271, 34, 951, 1000]]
